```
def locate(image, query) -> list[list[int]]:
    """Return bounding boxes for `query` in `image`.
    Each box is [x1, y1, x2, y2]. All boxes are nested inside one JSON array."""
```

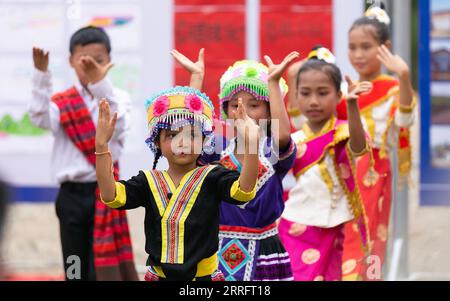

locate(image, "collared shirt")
[[29, 69, 131, 184]]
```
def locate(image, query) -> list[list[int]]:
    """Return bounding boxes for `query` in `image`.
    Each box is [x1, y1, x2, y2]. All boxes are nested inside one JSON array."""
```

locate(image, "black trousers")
[[55, 182, 97, 281]]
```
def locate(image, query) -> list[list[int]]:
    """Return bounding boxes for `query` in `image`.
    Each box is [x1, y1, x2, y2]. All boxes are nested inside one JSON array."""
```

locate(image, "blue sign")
[[419, 0, 450, 205]]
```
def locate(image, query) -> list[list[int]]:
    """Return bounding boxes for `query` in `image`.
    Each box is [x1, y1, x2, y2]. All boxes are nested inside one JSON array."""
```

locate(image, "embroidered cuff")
[[101, 182, 127, 209], [288, 107, 301, 117], [230, 178, 257, 202], [398, 97, 417, 114], [279, 138, 296, 161]]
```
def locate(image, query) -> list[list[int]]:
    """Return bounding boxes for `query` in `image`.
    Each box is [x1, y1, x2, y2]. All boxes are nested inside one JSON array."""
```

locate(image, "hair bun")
[[307, 47, 336, 65], [365, 5, 391, 25]]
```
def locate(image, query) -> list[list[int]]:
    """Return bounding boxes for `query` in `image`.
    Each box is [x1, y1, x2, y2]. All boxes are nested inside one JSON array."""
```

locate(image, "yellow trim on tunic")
[[144, 170, 167, 216], [101, 182, 127, 209], [152, 252, 218, 279], [159, 167, 197, 264], [154, 166, 216, 264], [162, 171, 177, 192], [230, 178, 257, 202], [302, 116, 336, 141], [318, 160, 334, 194], [176, 166, 215, 263]]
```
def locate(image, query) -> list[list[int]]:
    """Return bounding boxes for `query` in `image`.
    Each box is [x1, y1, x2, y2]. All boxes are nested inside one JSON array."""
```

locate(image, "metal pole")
[[246, 0, 260, 61], [385, 0, 411, 281]]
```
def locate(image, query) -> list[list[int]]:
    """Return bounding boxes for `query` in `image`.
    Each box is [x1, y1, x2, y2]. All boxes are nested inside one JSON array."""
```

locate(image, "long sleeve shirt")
[[29, 69, 131, 184]]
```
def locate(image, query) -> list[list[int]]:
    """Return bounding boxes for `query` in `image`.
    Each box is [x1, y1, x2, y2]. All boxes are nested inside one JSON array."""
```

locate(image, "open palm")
[[96, 99, 117, 146], [377, 45, 409, 77], [171, 48, 204, 75], [264, 51, 300, 81], [33, 47, 49, 72]]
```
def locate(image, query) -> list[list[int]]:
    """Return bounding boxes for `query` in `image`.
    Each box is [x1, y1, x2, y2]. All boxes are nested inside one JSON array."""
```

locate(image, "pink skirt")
[[278, 218, 344, 281]]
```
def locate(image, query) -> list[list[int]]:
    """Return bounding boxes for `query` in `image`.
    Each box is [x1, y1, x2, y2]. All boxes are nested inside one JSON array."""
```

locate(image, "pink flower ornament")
[[153, 96, 169, 117], [185, 94, 204, 114]]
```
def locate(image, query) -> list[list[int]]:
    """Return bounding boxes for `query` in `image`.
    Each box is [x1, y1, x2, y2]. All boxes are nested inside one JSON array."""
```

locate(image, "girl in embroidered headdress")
[[95, 86, 260, 281], [277, 47, 373, 281], [336, 4, 416, 281], [172, 49, 299, 280]]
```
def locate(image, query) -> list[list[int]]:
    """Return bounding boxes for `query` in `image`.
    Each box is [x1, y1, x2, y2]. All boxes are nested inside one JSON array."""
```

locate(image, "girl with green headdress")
[[173, 49, 298, 281]]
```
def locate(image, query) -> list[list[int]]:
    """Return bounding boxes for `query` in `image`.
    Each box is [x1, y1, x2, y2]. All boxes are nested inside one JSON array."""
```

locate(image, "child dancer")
[[337, 5, 416, 281], [278, 47, 372, 281], [30, 26, 137, 281], [95, 86, 260, 281], [172, 50, 299, 281]]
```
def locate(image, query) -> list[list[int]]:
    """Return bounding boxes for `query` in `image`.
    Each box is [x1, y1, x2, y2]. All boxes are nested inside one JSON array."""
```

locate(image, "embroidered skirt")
[[218, 223, 293, 281]]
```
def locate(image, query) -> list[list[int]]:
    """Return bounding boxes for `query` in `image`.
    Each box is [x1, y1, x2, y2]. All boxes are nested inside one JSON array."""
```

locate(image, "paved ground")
[[1, 182, 450, 281]]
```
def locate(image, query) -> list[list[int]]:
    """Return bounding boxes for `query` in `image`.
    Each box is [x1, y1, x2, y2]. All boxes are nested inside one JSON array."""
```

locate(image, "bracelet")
[[95, 150, 111, 156], [398, 97, 417, 114], [349, 142, 371, 157], [288, 107, 301, 117]]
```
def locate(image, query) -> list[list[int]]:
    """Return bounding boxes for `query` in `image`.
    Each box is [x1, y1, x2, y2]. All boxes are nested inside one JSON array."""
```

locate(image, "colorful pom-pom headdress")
[[144, 86, 216, 153], [219, 60, 288, 120]]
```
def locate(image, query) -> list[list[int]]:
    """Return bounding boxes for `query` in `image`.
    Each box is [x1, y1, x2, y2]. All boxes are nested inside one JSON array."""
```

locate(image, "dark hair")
[[69, 26, 111, 54], [296, 56, 342, 93], [153, 148, 162, 170], [349, 5, 390, 44]]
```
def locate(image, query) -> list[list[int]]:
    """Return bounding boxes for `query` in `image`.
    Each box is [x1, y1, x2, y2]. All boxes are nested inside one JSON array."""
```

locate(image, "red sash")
[[336, 75, 412, 176]]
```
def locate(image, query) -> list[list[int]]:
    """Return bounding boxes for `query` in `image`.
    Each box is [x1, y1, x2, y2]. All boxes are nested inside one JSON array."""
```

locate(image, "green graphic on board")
[[0, 113, 47, 136]]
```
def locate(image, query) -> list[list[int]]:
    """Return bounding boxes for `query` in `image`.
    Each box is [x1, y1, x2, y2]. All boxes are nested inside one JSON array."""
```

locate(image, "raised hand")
[[79, 56, 114, 84], [96, 99, 117, 148], [33, 47, 49, 72], [345, 76, 373, 102], [287, 58, 307, 79], [264, 51, 300, 82], [171, 48, 205, 76], [377, 45, 410, 77], [234, 98, 260, 145]]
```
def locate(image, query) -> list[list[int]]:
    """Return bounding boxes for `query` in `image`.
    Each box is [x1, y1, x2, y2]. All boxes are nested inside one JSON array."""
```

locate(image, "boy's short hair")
[[69, 26, 111, 54]]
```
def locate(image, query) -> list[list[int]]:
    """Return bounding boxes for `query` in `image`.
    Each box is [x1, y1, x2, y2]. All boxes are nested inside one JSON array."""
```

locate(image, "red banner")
[[260, 0, 333, 63], [174, 0, 333, 114], [174, 0, 246, 112]]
